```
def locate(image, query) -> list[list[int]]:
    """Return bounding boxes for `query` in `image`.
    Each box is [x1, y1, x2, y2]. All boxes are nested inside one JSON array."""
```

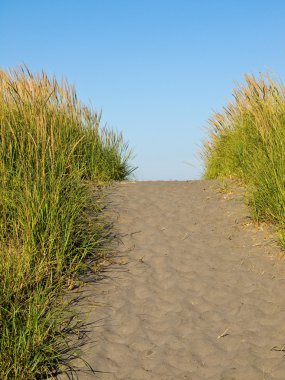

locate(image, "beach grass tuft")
[[203, 72, 285, 247], [0, 65, 134, 379]]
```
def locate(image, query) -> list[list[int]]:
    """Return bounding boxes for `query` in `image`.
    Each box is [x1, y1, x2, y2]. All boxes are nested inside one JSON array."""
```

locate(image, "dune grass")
[[203, 72, 285, 246], [0, 66, 134, 379]]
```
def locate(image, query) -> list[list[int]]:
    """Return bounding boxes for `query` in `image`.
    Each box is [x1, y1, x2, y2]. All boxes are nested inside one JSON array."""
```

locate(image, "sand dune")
[[63, 180, 285, 379]]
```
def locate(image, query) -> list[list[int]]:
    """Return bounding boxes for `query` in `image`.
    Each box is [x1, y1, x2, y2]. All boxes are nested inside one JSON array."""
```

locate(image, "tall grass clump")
[[0, 65, 134, 379], [203, 72, 285, 246]]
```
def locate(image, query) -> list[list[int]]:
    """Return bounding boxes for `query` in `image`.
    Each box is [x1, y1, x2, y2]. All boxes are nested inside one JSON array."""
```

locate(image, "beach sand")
[[63, 180, 285, 379]]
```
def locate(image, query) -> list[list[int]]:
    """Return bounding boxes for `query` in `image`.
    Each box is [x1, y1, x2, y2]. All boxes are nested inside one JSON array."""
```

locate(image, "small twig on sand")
[[217, 329, 229, 339], [130, 230, 141, 236], [181, 232, 191, 241], [271, 345, 285, 352]]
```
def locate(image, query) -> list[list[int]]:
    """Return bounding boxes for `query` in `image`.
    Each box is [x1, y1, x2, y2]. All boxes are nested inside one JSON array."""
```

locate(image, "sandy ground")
[[63, 180, 285, 380]]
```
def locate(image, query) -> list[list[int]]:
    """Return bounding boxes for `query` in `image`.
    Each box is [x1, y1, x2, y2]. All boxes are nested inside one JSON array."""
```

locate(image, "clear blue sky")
[[1, 0, 285, 180]]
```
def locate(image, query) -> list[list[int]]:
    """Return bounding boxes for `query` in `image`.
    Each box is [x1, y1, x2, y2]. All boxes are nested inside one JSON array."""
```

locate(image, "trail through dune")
[[65, 181, 285, 380]]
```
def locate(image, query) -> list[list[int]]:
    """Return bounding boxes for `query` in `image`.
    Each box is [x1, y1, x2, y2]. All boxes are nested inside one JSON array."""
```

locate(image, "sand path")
[[67, 181, 285, 380]]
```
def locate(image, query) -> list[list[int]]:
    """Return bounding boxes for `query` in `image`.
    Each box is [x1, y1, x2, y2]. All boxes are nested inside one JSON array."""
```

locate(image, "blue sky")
[[1, 0, 285, 179]]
